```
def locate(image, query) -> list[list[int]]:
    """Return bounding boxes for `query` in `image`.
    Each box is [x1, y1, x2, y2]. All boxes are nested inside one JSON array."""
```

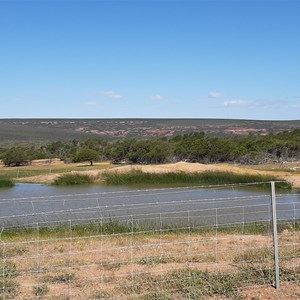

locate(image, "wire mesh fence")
[[0, 182, 300, 299]]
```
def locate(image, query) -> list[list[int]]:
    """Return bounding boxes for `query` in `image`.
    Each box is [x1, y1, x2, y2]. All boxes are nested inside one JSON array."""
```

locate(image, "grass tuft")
[[0, 221, 294, 242], [1, 262, 19, 279], [44, 273, 75, 283], [0, 279, 19, 295], [137, 256, 176, 266], [33, 284, 49, 297], [233, 247, 272, 264], [0, 262, 19, 296], [52, 173, 95, 185], [90, 290, 111, 299], [0, 178, 14, 188]]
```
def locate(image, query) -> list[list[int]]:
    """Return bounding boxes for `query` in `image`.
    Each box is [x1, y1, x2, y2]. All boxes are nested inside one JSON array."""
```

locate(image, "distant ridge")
[[1, 118, 300, 145]]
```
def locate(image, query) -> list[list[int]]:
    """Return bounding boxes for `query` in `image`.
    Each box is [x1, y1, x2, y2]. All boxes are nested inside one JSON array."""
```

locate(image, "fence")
[[1, 182, 300, 299]]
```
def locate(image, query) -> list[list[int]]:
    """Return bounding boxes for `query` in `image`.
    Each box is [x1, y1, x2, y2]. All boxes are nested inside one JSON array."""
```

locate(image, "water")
[[0, 183, 129, 199], [0, 183, 299, 227]]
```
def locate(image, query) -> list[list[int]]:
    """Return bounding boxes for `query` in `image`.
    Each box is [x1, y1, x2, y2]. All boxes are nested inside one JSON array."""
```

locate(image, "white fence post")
[[271, 181, 280, 289]]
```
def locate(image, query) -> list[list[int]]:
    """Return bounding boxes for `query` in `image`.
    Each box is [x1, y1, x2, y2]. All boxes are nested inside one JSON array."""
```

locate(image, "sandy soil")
[[16, 169, 103, 184]]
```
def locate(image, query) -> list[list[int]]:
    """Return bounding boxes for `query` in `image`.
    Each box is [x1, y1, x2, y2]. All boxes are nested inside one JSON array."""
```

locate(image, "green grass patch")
[[52, 173, 95, 185], [1, 220, 297, 243], [103, 170, 291, 189], [0, 162, 112, 180], [0, 220, 138, 242], [0, 178, 14, 188], [216, 223, 270, 235], [0, 220, 293, 243], [70, 220, 135, 236]]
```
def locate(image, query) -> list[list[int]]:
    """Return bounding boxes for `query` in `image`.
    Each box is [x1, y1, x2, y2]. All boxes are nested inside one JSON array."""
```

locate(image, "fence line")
[[1, 181, 300, 299]]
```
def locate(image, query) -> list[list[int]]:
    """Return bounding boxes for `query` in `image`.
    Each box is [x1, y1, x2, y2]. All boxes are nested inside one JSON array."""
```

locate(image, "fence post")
[[271, 181, 280, 289]]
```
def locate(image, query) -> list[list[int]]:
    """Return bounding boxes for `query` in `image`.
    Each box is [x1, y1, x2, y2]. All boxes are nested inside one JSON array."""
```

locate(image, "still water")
[[0, 183, 299, 227]]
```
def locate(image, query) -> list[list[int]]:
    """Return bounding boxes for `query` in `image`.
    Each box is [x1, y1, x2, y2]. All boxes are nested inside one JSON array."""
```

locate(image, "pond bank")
[[11, 162, 300, 189]]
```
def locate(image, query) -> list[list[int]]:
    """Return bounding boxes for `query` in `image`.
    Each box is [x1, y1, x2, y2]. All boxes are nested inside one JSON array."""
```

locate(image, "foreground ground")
[[2, 227, 300, 299], [241, 284, 300, 300]]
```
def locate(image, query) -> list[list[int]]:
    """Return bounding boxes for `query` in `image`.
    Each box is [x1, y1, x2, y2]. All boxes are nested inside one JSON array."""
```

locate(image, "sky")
[[0, 0, 299, 120]]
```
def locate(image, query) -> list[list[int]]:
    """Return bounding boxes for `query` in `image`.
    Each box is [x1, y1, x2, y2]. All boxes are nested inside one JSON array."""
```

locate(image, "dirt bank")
[[15, 161, 300, 188]]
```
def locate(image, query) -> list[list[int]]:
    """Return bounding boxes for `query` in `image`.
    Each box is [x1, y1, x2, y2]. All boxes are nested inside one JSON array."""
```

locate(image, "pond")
[[0, 183, 299, 228]]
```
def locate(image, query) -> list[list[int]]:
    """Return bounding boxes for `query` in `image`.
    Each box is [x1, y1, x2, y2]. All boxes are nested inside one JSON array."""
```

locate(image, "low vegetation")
[[1, 220, 300, 299], [32, 284, 49, 297], [1, 129, 300, 167], [1, 220, 296, 243], [102, 170, 292, 189], [0, 178, 14, 188], [53, 173, 95, 185], [1, 118, 300, 144], [0, 261, 20, 298]]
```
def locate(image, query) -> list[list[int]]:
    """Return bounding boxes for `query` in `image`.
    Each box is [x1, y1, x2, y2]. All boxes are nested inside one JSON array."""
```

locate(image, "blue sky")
[[0, 0, 299, 120]]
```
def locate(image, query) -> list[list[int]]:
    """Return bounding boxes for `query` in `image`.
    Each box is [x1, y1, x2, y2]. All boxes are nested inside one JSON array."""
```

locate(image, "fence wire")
[[0, 182, 299, 299]]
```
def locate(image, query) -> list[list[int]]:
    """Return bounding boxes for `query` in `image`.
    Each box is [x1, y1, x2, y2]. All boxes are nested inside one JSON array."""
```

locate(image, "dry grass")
[[2, 228, 300, 299]]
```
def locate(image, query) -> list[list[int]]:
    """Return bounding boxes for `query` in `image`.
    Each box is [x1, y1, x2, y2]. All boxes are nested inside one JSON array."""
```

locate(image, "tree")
[[75, 149, 99, 166], [2, 147, 29, 166], [109, 140, 133, 163], [45, 141, 65, 156], [128, 140, 170, 164]]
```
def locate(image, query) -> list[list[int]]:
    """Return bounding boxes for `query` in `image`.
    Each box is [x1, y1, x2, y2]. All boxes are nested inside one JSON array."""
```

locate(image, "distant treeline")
[[1, 130, 300, 166]]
